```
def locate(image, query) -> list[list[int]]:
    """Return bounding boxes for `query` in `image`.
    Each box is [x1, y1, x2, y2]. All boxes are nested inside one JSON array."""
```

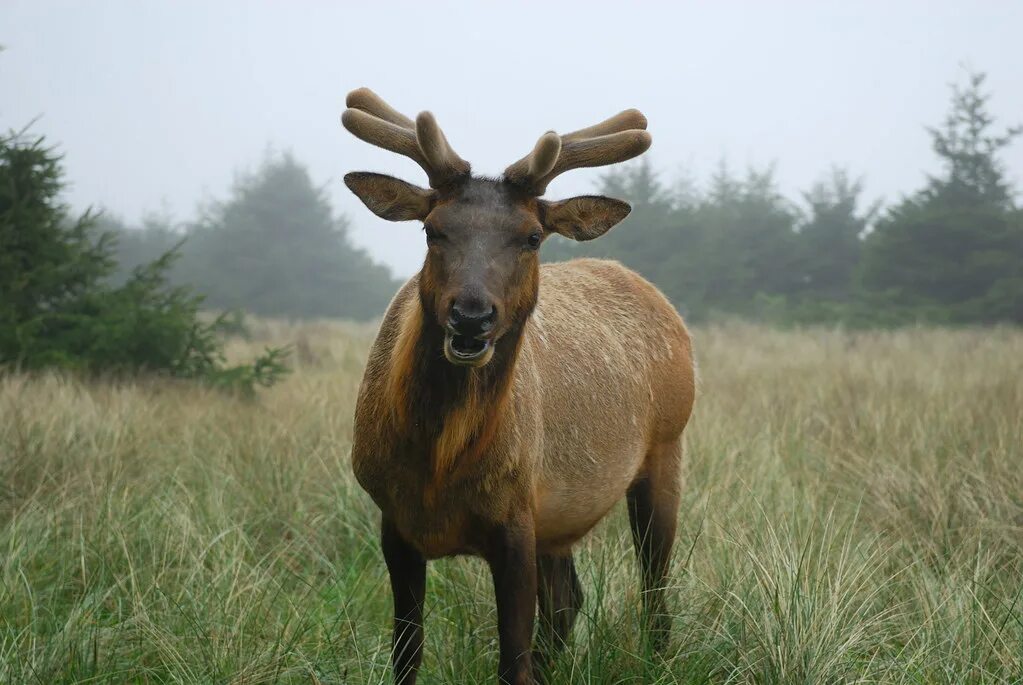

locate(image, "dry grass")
[[1, 321, 1022, 684]]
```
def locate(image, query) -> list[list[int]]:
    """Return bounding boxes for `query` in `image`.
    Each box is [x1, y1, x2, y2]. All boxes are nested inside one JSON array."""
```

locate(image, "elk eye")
[[526, 232, 542, 250]]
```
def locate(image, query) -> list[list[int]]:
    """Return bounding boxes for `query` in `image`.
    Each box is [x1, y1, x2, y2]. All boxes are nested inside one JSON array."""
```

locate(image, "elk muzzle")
[[444, 295, 497, 366]]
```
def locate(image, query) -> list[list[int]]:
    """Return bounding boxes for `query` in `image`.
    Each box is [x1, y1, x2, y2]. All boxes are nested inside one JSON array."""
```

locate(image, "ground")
[[2, 321, 1022, 684]]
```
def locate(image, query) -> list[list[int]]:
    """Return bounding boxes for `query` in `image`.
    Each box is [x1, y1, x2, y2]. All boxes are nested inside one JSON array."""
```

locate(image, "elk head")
[[342, 88, 651, 367]]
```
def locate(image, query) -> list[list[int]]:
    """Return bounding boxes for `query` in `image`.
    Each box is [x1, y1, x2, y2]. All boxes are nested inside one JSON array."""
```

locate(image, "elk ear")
[[344, 172, 435, 221], [540, 195, 632, 241]]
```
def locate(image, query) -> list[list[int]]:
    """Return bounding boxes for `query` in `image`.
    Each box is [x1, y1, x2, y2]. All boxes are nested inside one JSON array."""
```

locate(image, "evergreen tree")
[[925, 72, 1020, 209], [0, 133, 112, 333], [679, 164, 799, 319], [794, 169, 877, 302], [859, 71, 1023, 323], [543, 160, 801, 321], [182, 153, 397, 320], [0, 130, 287, 390], [100, 212, 183, 286]]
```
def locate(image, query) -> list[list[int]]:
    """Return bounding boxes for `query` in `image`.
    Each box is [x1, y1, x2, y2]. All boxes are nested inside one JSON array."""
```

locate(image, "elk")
[[342, 88, 695, 685]]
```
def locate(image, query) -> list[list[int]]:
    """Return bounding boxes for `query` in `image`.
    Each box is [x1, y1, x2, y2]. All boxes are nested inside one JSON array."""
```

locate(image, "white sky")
[[3, 1, 1022, 277]]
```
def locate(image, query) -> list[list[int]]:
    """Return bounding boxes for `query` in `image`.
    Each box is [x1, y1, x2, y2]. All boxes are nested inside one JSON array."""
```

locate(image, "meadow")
[[2, 321, 1022, 684]]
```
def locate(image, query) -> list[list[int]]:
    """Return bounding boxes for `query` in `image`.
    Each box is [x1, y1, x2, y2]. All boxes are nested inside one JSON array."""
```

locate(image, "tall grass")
[[2, 322, 1021, 683]]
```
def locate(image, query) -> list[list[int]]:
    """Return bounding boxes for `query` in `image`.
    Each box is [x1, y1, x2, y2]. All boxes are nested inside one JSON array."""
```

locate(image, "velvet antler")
[[504, 109, 652, 195], [341, 88, 470, 189]]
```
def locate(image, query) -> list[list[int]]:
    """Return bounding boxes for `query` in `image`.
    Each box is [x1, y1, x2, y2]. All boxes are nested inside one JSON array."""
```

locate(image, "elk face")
[[345, 173, 634, 367], [341, 88, 648, 367], [418, 181, 542, 366], [343, 173, 540, 367]]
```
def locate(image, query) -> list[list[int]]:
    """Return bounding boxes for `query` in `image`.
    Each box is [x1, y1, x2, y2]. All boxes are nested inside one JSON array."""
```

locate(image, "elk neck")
[[384, 290, 525, 498]]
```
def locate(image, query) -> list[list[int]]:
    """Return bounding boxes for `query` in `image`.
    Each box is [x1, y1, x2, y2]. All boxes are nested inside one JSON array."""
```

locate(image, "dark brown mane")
[[383, 290, 527, 503]]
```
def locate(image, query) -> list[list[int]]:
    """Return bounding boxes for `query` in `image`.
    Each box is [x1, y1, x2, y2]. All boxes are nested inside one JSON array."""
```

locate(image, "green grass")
[[2, 321, 1022, 683]]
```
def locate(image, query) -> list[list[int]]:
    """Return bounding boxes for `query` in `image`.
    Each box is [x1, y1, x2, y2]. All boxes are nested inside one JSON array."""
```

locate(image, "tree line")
[[110, 69, 1019, 327], [546, 71, 1022, 326], [104, 152, 398, 321], [5, 66, 1021, 385]]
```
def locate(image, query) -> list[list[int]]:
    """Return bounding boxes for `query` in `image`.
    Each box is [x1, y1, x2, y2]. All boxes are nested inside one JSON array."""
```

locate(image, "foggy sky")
[[4, 1, 1022, 278]]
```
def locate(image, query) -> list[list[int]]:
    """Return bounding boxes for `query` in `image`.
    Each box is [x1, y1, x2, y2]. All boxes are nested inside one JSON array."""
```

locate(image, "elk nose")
[[449, 299, 496, 337]]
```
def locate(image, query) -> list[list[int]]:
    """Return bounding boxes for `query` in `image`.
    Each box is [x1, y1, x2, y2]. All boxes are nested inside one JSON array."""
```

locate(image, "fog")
[[3, 0, 1022, 278]]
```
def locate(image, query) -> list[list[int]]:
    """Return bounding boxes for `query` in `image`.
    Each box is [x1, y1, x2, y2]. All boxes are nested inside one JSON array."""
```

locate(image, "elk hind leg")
[[626, 439, 683, 651]]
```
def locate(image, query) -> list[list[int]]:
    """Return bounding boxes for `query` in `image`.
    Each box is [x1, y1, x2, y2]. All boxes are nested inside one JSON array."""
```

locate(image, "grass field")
[[2, 321, 1022, 684]]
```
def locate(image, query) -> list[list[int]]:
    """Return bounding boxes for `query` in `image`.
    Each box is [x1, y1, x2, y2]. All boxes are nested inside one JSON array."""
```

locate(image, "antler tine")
[[562, 109, 648, 142], [415, 111, 471, 186], [341, 88, 470, 189], [346, 87, 415, 128], [504, 109, 652, 195], [341, 108, 427, 170]]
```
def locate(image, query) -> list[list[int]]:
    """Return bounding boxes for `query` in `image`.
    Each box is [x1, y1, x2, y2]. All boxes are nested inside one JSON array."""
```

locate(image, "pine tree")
[[182, 152, 397, 320], [859, 71, 1023, 323], [795, 169, 877, 302], [925, 72, 1021, 209], [681, 164, 799, 319]]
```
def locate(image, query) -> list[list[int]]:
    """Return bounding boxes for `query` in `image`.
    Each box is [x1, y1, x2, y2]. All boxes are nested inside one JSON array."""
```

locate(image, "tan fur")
[[384, 293, 422, 427], [351, 259, 695, 559]]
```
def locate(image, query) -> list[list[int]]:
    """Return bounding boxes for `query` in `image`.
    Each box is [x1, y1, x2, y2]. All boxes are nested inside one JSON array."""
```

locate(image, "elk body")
[[343, 88, 695, 685]]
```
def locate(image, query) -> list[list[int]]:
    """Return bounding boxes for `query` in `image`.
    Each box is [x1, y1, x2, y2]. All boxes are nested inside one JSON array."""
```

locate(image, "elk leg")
[[626, 440, 683, 651], [533, 553, 583, 681], [485, 515, 538, 685], [382, 518, 427, 685]]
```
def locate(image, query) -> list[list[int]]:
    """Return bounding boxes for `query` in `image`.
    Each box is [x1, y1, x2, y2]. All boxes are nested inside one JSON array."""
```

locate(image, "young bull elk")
[[342, 88, 695, 685]]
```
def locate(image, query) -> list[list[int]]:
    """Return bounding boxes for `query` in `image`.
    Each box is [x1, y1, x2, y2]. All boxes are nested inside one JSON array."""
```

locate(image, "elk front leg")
[[485, 514, 538, 685], [533, 553, 584, 681], [382, 518, 427, 685]]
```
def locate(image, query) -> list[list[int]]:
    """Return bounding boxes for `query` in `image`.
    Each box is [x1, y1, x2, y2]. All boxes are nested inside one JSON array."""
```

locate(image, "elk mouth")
[[444, 331, 494, 366]]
